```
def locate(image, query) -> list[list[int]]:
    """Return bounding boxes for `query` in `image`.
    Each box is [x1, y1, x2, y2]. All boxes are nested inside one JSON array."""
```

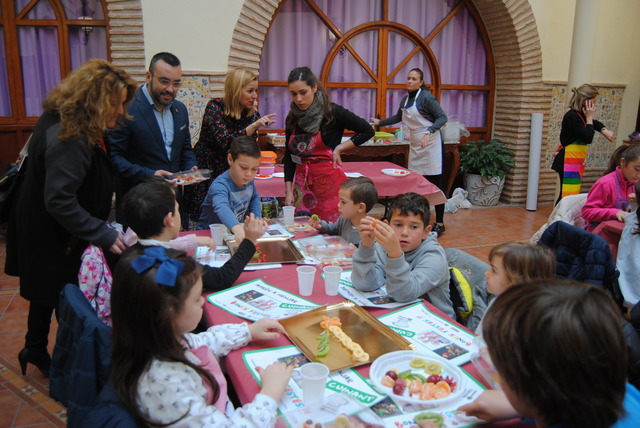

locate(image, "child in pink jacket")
[[582, 145, 640, 231]]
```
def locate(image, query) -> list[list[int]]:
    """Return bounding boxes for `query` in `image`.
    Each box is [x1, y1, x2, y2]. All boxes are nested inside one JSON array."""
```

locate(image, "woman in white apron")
[[371, 68, 448, 235]]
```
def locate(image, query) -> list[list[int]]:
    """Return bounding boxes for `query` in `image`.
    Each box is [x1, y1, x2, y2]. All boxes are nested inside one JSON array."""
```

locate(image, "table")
[[266, 135, 410, 168], [253, 161, 447, 207], [199, 237, 526, 427]]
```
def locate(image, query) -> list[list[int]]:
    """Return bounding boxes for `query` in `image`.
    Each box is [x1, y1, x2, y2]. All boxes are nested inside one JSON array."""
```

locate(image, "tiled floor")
[[0, 203, 553, 427]]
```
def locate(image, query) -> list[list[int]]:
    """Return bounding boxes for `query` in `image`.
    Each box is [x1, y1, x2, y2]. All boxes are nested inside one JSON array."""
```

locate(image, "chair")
[[537, 220, 623, 307], [49, 284, 112, 428], [83, 382, 142, 428], [530, 193, 587, 244], [444, 248, 490, 332]]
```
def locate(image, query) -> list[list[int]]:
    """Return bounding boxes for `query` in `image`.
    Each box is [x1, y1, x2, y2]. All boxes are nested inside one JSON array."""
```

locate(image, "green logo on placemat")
[[326, 381, 377, 403], [389, 326, 415, 338]]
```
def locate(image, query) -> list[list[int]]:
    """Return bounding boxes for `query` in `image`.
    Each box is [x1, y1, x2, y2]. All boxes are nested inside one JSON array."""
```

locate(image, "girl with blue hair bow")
[[110, 246, 292, 426]]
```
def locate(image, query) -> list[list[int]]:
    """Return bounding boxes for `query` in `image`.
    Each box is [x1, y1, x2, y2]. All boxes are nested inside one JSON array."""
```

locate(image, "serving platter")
[[226, 236, 304, 264], [167, 169, 212, 185], [280, 301, 412, 371]]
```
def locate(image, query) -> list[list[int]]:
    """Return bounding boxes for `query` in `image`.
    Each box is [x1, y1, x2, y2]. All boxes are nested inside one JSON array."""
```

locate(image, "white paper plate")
[[254, 174, 272, 180], [381, 168, 411, 177], [370, 350, 465, 406], [272, 172, 285, 178], [345, 172, 363, 178]]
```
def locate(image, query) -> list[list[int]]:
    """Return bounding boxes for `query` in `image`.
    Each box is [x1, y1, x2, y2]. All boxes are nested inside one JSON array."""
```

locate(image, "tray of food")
[[226, 236, 304, 264], [277, 216, 316, 233], [167, 169, 211, 185], [280, 301, 412, 372], [370, 350, 464, 406]]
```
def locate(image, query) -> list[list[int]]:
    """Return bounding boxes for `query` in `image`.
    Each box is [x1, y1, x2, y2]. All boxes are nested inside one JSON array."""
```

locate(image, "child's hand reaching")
[[358, 216, 378, 247], [244, 213, 268, 244], [308, 216, 322, 230], [457, 390, 517, 422], [231, 224, 245, 243], [249, 318, 285, 341], [196, 236, 216, 250], [256, 361, 294, 402], [372, 219, 403, 259]]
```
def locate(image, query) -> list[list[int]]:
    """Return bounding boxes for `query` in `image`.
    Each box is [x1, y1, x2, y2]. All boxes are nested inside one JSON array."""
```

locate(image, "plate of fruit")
[[370, 350, 464, 405]]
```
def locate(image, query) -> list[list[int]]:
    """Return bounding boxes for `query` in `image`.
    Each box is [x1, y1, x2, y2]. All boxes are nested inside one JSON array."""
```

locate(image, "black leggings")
[[25, 301, 57, 356], [424, 174, 445, 224]]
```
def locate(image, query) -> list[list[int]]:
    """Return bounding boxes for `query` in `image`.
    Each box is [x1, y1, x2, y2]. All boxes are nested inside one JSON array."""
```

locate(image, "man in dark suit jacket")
[[109, 52, 197, 226]]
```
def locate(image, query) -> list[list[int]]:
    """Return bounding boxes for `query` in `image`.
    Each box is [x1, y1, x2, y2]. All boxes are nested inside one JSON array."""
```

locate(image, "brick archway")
[[229, 0, 551, 204]]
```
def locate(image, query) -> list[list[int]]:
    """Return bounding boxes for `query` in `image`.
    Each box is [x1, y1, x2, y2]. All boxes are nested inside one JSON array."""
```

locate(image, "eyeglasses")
[[152, 74, 182, 88]]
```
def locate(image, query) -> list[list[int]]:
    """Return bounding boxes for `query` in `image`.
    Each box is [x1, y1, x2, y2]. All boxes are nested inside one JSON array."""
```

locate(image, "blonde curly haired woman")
[[5, 59, 137, 377]]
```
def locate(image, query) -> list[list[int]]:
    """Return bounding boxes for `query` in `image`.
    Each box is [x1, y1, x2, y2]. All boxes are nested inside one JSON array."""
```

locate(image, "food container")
[[470, 336, 501, 389], [259, 151, 277, 175], [297, 235, 356, 266]]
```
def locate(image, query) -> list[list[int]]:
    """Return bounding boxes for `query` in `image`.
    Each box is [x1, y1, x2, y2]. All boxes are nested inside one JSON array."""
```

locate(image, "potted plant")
[[459, 139, 515, 206]]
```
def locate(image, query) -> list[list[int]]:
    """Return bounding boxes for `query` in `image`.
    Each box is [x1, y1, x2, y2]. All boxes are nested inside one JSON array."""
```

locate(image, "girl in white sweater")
[[110, 246, 292, 427]]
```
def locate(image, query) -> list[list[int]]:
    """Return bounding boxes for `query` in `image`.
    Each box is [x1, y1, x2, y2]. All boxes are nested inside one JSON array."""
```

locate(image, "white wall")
[[530, 0, 640, 137], [140, 0, 243, 72], [140, 0, 640, 135]]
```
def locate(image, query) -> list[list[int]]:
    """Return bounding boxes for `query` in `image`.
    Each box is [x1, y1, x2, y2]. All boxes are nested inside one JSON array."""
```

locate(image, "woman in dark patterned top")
[[184, 68, 275, 222]]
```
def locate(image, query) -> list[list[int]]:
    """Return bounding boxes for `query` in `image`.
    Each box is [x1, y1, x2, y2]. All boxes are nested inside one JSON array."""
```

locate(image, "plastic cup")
[[299, 362, 329, 406], [209, 224, 224, 247], [282, 206, 295, 226], [323, 265, 342, 296], [296, 265, 316, 296]]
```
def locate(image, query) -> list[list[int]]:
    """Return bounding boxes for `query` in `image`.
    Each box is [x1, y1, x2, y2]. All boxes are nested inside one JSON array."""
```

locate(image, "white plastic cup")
[[296, 265, 316, 296], [299, 362, 329, 406], [282, 205, 295, 226], [323, 265, 342, 296], [209, 224, 224, 247]]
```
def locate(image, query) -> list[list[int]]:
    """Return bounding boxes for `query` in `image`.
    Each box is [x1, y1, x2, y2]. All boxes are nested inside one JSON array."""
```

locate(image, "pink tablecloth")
[[199, 241, 526, 427], [254, 161, 447, 206]]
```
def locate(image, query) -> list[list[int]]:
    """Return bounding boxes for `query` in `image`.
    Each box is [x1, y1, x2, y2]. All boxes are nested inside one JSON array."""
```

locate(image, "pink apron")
[[288, 129, 346, 222], [191, 345, 228, 414]]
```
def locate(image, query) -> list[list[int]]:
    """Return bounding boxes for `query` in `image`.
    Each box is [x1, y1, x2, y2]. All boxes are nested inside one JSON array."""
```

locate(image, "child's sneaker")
[[629, 131, 640, 142]]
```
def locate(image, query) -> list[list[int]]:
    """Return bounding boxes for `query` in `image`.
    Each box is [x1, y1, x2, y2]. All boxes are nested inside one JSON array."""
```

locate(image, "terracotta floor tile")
[[0, 388, 20, 427], [13, 401, 51, 426], [0, 312, 27, 335], [6, 296, 29, 314]]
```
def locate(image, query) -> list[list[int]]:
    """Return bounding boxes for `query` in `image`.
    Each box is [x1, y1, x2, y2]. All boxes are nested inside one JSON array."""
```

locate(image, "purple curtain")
[[14, 0, 107, 117], [0, 28, 11, 116], [259, 0, 489, 129]]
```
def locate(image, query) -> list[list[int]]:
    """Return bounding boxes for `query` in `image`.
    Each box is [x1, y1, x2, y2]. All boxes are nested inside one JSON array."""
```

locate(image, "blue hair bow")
[[130, 247, 185, 287]]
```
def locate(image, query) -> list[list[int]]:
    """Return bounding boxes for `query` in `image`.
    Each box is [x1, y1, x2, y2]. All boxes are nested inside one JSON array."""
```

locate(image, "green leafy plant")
[[459, 139, 515, 179]]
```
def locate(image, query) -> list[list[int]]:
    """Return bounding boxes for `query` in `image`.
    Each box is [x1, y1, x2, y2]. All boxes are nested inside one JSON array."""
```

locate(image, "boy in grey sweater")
[[351, 192, 454, 318], [308, 177, 378, 246]]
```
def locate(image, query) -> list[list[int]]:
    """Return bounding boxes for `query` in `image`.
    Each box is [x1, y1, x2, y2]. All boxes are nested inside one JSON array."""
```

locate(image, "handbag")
[[0, 137, 30, 224]]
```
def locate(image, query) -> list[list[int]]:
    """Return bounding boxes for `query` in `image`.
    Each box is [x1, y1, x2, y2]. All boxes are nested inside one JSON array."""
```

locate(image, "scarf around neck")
[[289, 90, 327, 134]]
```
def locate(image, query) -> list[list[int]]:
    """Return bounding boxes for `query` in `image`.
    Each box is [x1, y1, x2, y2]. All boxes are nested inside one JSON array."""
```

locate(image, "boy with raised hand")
[[197, 135, 263, 242], [351, 192, 454, 318], [308, 177, 378, 246], [122, 178, 267, 291]]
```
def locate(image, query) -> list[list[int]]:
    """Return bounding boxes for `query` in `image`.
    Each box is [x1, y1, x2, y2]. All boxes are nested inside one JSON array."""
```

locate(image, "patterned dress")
[[184, 98, 259, 221]]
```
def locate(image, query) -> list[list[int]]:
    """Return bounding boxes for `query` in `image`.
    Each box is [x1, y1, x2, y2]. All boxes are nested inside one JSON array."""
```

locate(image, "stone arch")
[[228, 0, 553, 204]]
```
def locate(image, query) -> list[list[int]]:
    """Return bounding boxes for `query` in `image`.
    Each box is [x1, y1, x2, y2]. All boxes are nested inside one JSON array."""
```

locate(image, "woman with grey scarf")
[[283, 67, 374, 222]]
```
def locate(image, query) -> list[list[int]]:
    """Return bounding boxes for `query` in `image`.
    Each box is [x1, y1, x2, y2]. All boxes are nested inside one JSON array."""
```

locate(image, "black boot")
[[18, 348, 51, 377]]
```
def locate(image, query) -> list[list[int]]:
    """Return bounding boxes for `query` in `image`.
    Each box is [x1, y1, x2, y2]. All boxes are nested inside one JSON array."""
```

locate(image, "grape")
[[385, 370, 398, 380], [392, 378, 407, 395], [427, 374, 443, 384]]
